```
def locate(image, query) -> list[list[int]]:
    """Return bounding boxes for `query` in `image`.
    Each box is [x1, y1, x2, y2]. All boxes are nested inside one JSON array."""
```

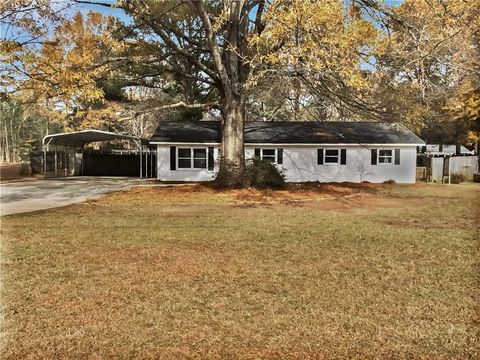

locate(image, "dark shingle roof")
[[150, 121, 424, 145]]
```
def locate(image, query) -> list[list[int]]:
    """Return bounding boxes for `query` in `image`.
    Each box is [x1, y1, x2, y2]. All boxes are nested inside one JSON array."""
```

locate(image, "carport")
[[42, 130, 155, 178]]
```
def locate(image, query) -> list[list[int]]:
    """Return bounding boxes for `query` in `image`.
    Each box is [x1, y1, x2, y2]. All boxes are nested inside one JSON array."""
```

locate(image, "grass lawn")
[[1, 182, 479, 359]]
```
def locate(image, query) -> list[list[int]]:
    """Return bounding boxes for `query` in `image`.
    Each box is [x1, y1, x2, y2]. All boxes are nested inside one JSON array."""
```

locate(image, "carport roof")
[[43, 129, 149, 147]]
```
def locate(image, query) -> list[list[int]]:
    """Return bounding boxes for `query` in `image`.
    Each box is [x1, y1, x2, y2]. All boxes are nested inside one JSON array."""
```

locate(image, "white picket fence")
[[429, 156, 478, 182]]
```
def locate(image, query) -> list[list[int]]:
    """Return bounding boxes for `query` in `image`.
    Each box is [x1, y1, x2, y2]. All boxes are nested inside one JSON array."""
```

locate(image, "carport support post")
[[64, 147, 67, 176], [71, 147, 75, 175], [139, 146, 143, 179], [72, 143, 77, 175], [54, 145, 58, 177], [43, 146, 47, 173], [42, 137, 53, 175], [148, 147, 153, 178], [146, 149, 149, 178]]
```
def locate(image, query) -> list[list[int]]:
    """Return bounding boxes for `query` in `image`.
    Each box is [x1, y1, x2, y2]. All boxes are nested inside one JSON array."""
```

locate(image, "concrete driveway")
[[0, 177, 144, 216]]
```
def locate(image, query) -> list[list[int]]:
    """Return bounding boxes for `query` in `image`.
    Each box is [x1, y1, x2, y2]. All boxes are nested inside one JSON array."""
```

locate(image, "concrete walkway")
[[0, 177, 146, 216]]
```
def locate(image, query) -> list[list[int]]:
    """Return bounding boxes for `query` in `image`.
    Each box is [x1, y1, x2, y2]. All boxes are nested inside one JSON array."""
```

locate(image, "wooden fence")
[[428, 156, 478, 182], [449, 156, 478, 178]]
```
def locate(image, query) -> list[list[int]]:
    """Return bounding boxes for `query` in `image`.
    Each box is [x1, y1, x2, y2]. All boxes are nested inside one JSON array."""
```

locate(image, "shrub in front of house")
[[450, 173, 466, 184], [246, 157, 286, 189]]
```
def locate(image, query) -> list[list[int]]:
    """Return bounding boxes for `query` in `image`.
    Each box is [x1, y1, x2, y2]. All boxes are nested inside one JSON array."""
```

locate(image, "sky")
[[74, 0, 132, 23], [1, 0, 406, 43], [0, 0, 407, 87], [0, 0, 131, 42], [76, 0, 405, 21]]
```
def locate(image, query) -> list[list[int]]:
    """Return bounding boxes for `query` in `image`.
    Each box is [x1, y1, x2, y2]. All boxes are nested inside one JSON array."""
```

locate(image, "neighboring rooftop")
[[150, 120, 425, 145], [423, 144, 475, 155]]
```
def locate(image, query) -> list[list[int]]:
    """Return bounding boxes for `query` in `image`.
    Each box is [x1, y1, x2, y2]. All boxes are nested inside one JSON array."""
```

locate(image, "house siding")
[[157, 145, 219, 182], [156, 144, 418, 184]]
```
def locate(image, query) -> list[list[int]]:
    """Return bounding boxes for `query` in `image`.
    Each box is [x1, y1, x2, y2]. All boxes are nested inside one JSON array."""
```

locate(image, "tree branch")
[[133, 101, 219, 117], [72, 1, 113, 8], [190, 1, 232, 99]]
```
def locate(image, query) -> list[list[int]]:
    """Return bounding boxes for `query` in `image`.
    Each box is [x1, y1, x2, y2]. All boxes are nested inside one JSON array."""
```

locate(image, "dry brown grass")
[[1, 182, 479, 359]]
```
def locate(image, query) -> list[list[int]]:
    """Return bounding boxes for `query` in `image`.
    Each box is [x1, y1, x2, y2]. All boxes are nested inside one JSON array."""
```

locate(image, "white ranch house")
[[150, 121, 425, 184]]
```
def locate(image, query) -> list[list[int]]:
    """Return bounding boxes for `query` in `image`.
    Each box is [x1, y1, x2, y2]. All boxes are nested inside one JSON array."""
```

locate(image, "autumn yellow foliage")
[[251, 0, 377, 90]]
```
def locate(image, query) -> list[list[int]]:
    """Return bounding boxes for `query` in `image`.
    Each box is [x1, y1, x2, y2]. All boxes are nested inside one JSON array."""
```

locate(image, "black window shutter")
[[371, 149, 377, 165], [340, 149, 347, 165], [317, 149, 324, 165], [170, 146, 176, 170], [254, 148, 261, 158], [394, 148, 400, 165], [277, 148, 283, 164], [208, 147, 214, 170]]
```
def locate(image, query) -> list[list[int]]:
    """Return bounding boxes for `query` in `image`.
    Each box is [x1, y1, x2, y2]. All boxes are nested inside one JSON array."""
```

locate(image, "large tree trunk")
[[215, 96, 248, 188], [189, 0, 253, 187]]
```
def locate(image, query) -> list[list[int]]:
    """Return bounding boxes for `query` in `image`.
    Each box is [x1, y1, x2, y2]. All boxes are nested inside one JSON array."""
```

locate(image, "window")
[[372, 149, 400, 165], [318, 148, 347, 165], [178, 148, 192, 168], [262, 149, 276, 163], [378, 149, 393, 164], [253, 148, 283, 164], [324, 149, 339, 164], [193, 149, 207, 168], [177, 148, 208, 169]]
